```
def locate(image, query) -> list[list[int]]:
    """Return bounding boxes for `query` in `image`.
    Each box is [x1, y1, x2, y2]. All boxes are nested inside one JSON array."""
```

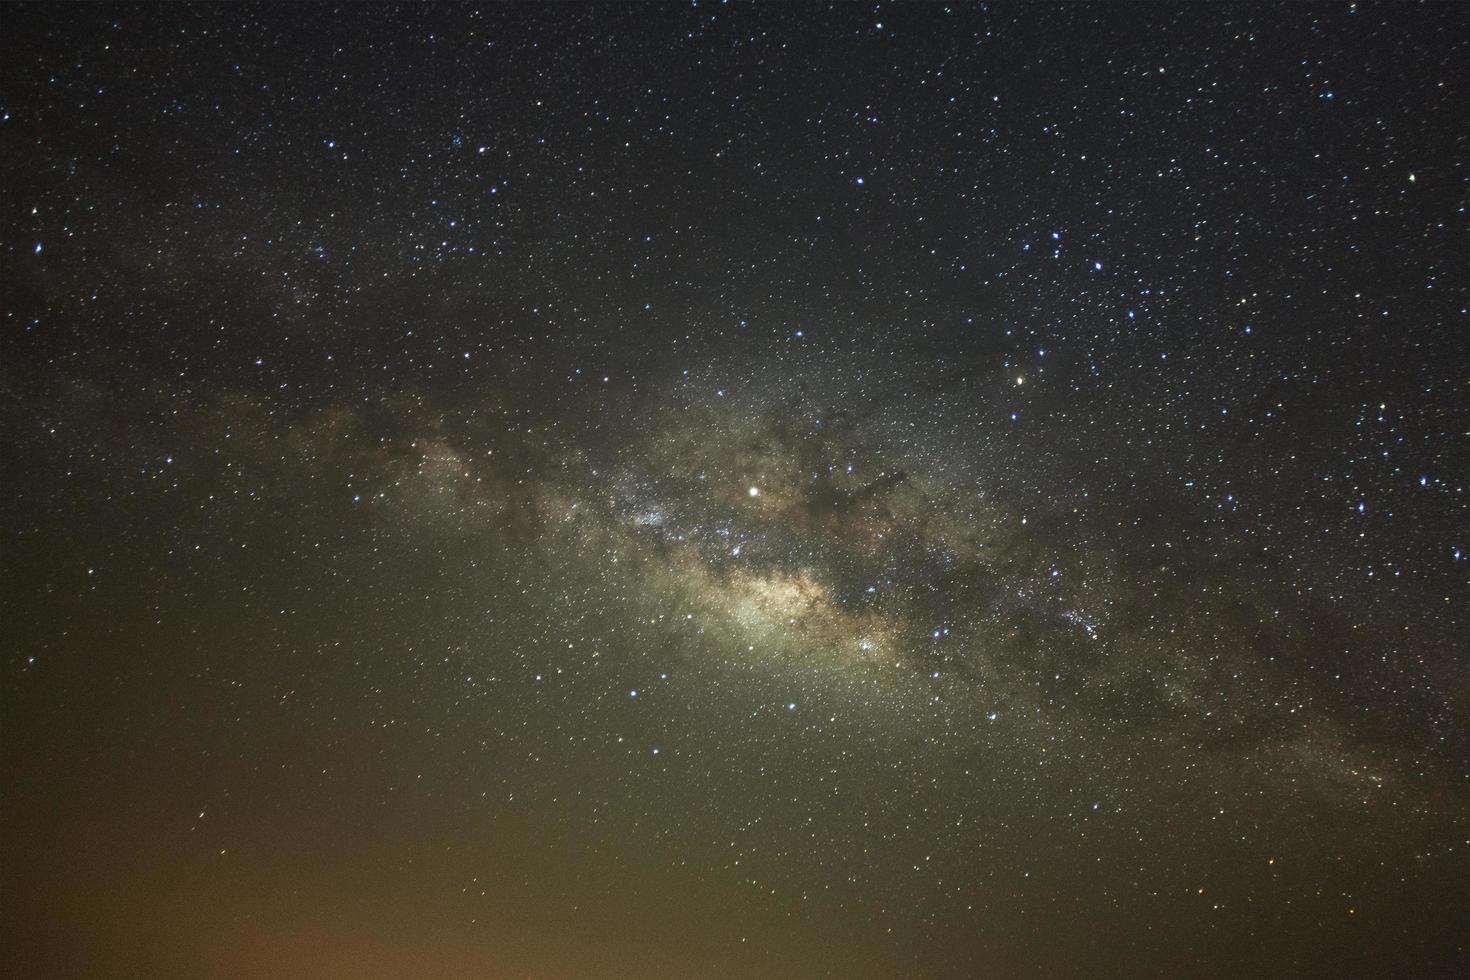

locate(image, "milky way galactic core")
[[2, 4, 1467, 978]]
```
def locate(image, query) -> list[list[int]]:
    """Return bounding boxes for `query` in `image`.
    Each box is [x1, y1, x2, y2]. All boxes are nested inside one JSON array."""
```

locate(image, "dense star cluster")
[[2, 4, 1467, 978]]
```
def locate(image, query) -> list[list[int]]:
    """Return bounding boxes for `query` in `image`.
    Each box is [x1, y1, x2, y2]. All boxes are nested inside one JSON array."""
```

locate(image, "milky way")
[[3, 4, 1467, 978]]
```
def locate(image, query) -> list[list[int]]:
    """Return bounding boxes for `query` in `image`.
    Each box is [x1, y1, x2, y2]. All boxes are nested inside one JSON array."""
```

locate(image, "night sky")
[[2, 3, 1467, 978]]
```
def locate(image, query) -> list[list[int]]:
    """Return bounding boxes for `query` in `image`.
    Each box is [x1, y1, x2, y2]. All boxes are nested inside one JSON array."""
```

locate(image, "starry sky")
[[2, 3, 1467, 978]]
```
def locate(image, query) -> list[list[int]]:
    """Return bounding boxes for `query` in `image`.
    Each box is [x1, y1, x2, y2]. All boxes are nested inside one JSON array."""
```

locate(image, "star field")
[[2, 4, 1467, 978]]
